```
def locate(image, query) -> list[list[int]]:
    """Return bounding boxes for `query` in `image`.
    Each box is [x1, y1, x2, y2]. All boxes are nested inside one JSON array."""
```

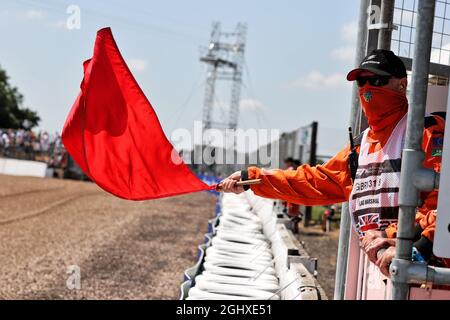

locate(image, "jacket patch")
[[432, 137, 444, 148], [432, 148, 443, 157], [357, 213, 380, 232]]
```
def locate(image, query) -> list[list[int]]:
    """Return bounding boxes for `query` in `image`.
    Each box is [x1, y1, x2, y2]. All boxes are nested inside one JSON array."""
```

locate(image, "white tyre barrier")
[[186, 287, 279, 300], [210, 243, 271, 256], [201, 271, 279, 286], [215, 225, 264, 235], [205, 246, 273, 261], [215, 228, 267, 241], [195, 281, 279, 300], [187, 192, 280, 300], [194, 274, 279, 291], [211, 237, 267, 248], [217, 220, 261, 232], [203, 260, 276, 275], [219, 215, 261, 227], [186, 191, 320, 300], [201, 263, 278, 281], [204, 252, 271, 265]]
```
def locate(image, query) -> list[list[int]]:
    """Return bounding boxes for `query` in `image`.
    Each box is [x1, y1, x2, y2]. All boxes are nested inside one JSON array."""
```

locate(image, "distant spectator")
[[283, 157, 295, 170], [0, 128, 66, 169], [322, 205, 337, 232], [293, 159, 301, 168]]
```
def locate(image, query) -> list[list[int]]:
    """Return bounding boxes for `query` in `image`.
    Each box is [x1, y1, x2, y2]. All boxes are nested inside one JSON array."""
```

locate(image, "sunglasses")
[[356, 76, 391, 87]]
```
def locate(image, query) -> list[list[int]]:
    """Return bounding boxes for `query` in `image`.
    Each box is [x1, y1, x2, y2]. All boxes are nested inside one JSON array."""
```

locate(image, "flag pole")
[[215, 179, 262, 191], [235, 179, 262, 186]]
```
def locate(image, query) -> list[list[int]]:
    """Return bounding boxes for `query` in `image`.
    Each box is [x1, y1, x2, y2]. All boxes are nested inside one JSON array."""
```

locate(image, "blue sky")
[[0, 0, 360, 154]]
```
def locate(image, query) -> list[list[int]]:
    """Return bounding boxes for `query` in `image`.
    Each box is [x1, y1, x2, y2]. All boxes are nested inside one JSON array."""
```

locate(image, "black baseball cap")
[[346, 49, 407, 81]]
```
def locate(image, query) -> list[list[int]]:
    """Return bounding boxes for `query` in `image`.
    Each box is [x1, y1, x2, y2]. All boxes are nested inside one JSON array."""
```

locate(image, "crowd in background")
[[0, 128, 67, 169]]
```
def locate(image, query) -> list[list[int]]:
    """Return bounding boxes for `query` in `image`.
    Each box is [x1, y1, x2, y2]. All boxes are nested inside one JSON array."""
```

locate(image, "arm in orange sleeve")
[[247, 145, 354, 206], [384, 223, 398, 239], [417, 209, 450, 267], [416, 209, 450, 267], [385, 114, 445, 260], [385, 191, 439, 239], [413, 115, 445, 258]]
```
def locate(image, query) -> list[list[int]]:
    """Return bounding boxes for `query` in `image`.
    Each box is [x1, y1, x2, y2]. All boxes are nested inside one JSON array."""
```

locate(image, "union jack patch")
[[356, 213, 380, 235]]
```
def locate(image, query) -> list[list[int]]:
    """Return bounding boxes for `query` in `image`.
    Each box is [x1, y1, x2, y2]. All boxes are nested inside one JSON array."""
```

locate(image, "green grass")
[[311, 206, 326, 221], [309, 205, 342, 228]]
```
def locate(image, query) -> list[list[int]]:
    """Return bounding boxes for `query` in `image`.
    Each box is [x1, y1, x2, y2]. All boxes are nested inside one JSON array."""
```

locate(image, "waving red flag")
[[62, 27, 213, 200]]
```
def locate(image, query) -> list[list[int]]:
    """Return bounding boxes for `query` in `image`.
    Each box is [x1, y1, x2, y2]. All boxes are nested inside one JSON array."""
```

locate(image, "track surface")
[[0, 174, 215, 299]]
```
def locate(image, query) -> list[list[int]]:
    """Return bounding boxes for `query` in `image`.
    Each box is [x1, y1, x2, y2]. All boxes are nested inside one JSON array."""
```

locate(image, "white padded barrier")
[[184, 190, 323, 300], [187, 192, 281, 300], [0, 158, 47, 177]]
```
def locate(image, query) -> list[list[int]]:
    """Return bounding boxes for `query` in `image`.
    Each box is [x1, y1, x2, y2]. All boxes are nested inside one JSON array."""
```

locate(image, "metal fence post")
[[367, 0, 382, 53], [377, 0, 395, 50], [391, 0, 435, 300], [303, 121, 318, 228], [334, 0, 370, 300]]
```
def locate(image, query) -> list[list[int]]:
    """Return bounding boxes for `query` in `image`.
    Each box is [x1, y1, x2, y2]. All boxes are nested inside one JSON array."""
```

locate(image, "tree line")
[[0, 65, 40, 129]]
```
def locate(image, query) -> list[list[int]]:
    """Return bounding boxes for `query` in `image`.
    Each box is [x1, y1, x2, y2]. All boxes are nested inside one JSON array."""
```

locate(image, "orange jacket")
[[283, 165, 301, 216], [248, 113, 445, 258]]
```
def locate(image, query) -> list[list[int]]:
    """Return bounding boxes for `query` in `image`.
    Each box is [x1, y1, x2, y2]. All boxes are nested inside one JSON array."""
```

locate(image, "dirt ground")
[[0, 174, 216, 299], [296, 224, 340, 299]]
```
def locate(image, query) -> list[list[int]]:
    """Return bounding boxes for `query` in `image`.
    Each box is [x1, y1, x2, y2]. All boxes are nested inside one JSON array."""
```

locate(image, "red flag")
[[62, 27, 213, 200]]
